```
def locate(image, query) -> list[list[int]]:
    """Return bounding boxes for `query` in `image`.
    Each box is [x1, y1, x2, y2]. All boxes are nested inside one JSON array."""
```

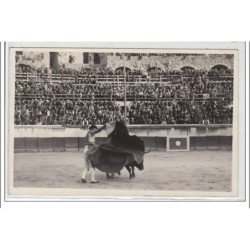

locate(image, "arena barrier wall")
[[14, 124, 232, 152]]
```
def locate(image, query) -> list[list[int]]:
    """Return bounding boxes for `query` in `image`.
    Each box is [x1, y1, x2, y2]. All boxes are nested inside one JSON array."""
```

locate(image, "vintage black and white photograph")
[[6, 43, 245, 200]]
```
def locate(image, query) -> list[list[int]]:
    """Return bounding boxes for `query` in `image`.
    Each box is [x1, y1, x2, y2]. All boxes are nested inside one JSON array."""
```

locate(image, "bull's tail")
[[144, 148, 151, 154]]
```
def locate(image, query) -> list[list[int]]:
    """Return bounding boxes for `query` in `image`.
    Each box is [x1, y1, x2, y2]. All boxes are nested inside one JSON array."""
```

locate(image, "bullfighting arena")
[[14, 151, 232, 192]]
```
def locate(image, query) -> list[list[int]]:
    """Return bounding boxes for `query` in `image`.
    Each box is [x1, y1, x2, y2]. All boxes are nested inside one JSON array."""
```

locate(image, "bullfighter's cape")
[[88, 121, 145, 173]]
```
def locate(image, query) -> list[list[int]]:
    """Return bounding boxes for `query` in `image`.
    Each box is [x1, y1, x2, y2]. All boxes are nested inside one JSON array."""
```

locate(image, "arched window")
[[210, 64, 229, 71], [209, 64, 231, 76], [115, 67, 131, 74], [148, 67, 163, 73], [180, 66, 196, 73]]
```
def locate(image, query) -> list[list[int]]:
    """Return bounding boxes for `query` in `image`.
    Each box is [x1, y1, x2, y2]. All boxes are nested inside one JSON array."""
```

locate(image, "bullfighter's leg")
[[81, 146, 89, 183], [81, 152, 94, 183], [90, 167, 99, 184], [81, 157, 89, 183], [81, 169, 87, 183]]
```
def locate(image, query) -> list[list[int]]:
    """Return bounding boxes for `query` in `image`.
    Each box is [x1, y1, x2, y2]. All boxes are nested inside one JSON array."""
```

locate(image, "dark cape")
[[88, 121, 145, 173]]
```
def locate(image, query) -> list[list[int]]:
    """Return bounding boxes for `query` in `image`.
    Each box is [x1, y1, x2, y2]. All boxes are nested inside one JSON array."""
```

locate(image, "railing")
[[14, 124, 232, 137], [15, 72, 234, 83], [14, 124, 233, 152], [15, 93, 232, 101]]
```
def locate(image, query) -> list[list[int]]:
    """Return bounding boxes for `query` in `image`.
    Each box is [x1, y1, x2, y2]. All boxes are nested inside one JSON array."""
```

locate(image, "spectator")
[[15, 66, 233, 125]]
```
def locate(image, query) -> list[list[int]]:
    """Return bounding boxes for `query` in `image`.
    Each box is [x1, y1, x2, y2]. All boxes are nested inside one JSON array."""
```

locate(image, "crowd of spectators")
[[128, 99, 232, 124], [15, 80, 115, 98], [15, 97, 233, 125], [15, 72, 233, 100], [15, 99, 123, 126], [14, 67, 234, 125]]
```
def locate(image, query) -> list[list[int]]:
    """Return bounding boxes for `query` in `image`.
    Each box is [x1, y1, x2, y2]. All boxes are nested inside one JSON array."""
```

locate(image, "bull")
[[88, 121, 149, 180]]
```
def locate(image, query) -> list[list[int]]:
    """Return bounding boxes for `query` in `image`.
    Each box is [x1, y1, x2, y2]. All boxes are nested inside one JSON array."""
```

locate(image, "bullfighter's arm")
[[91, 124, 106, 135]]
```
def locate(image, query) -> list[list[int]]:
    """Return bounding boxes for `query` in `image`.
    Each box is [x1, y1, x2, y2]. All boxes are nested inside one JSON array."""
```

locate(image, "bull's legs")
[[106, 173, 114, 179], [106, 172, 120, 179], [125, 166, 133, 178], [131, 166, 135, 178]]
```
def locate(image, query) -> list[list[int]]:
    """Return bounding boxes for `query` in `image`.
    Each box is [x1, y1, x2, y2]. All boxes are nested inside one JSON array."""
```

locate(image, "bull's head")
[[136, 161, 144, 171]]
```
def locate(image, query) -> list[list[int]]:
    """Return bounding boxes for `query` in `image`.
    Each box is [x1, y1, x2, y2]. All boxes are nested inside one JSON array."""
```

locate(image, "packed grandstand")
[[14, 52, 234, 126]]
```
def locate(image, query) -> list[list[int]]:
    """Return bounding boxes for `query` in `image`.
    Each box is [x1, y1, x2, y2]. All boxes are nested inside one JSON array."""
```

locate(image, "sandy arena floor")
[[13, 151, 232, 192]]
